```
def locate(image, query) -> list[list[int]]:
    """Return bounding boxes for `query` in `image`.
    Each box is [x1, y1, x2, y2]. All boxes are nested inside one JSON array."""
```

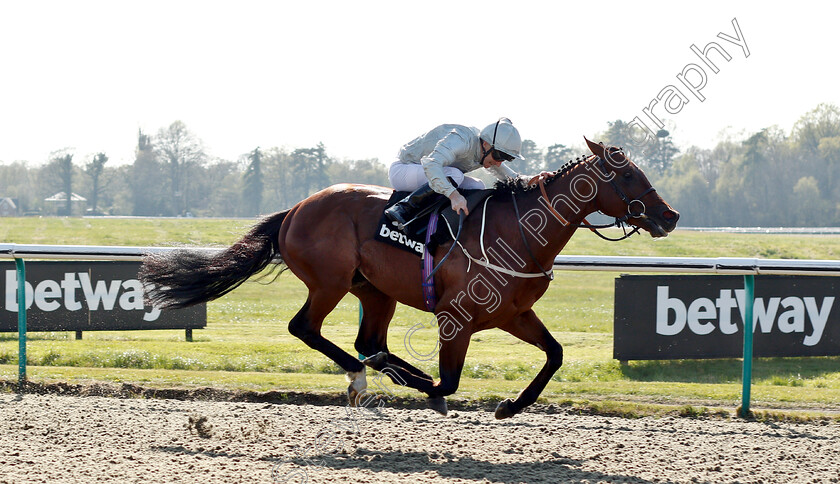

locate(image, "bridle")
[[529, 154, 658, 242]]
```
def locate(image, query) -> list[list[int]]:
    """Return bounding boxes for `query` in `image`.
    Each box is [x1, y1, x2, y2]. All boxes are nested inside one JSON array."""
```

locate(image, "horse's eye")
[[623, 171, 633, 179]]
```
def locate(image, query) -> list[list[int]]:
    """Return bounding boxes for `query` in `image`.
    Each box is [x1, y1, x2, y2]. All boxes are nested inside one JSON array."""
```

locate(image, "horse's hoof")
[[362, 351, 388, 370], [346, 368, 367, 407], [428, 396, 448, 416], [494, 399, 517, 419], [348, 383, 360, 407]]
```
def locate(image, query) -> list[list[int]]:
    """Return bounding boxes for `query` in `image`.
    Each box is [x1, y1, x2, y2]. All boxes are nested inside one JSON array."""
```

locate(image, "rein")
[[510, 190, 554, 280], [425, 212, 463, 282], [440, 196, 551, 279], [528, 156, 656, 242]]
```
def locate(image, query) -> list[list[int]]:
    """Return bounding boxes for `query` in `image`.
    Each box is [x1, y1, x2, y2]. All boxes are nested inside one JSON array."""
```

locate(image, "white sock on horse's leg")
[[346, 367, 367, 406]]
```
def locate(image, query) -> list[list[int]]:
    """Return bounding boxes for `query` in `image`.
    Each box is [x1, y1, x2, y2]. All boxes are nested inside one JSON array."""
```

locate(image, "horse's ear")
[[584, 137, 605, 158]]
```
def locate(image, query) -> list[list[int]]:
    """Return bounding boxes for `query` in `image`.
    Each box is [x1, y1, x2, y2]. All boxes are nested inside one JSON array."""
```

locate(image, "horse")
[[140, 138, 679, 419]]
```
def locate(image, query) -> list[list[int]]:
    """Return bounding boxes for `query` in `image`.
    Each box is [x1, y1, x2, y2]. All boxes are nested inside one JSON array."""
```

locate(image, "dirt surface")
[[2, 389, 840, 484]]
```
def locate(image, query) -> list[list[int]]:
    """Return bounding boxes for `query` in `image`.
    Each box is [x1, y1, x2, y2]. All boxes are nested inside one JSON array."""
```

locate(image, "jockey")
[[385, 117, 524, 229]]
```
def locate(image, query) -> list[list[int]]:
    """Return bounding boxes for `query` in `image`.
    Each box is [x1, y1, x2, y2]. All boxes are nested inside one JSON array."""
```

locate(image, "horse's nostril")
[[663, 210, 677, 221]]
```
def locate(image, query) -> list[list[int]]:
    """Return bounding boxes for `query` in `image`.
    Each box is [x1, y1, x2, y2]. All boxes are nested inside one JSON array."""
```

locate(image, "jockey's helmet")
[[480, 117, 524, 161]]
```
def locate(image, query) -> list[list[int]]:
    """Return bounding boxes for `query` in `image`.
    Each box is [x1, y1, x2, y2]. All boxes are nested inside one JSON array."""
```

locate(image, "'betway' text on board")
[[3, 270, 161, 321], [656, 286, 833, 346]]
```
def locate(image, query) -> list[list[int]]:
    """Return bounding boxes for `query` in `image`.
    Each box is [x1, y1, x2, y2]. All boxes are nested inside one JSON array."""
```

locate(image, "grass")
[[5, 217, 840, 259], [2, 217, 840, 418]]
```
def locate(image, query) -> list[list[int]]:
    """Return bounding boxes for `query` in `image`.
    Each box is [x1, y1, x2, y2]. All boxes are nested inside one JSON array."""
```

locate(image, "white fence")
[[0, 243, 205, 261], [551, 255, 840, 276], [6, 243, 840, 273], [4, 243, 840, 415]]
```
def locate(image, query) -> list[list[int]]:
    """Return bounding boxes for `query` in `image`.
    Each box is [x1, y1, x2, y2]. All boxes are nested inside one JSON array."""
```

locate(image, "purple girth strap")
[[421, 212, 439, 312]]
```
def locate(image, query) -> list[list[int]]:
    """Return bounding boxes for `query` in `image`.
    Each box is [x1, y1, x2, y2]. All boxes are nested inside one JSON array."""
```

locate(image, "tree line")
[[650, 103, 840, 227], [1, 104, 839, 226], [0, 120, 388, 217]]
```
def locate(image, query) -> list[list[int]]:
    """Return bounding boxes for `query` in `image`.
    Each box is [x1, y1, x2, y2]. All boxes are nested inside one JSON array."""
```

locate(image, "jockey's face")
[[481, 141, 503, 168]]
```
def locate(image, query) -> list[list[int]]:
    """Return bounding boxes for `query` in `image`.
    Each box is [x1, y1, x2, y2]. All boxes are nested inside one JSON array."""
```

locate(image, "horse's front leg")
[[495, 309, 563, 419]]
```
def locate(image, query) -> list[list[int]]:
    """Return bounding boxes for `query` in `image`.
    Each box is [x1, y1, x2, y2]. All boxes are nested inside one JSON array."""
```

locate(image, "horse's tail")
[[140, 210, 289, 309]]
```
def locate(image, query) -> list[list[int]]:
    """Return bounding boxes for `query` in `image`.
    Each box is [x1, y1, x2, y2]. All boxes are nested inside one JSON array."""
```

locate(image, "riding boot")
[[385, 183, 438, 231]]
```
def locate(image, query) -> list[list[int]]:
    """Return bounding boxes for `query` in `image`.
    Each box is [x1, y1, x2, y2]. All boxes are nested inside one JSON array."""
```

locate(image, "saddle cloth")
[[374, 189, 495, 257]]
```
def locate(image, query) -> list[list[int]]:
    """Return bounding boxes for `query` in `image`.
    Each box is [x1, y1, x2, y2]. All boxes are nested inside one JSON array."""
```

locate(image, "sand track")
[[2, 390, 840, 483]]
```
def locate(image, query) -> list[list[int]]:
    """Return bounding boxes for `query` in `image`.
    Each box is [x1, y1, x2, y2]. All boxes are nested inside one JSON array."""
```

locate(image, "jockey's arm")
[[420, 131, 469, 198], [489, 164, 553, 185], [425, 152, 468, 215], [486, 162, 518, 181]]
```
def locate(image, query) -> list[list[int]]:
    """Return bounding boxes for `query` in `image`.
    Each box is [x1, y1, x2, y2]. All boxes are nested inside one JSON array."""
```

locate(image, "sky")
[[1, 1, 838, 167]]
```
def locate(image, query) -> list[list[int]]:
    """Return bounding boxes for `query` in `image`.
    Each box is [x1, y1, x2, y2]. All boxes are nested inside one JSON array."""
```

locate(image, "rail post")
[[15, 257, 27, 387], [739, 274, 755, 417]]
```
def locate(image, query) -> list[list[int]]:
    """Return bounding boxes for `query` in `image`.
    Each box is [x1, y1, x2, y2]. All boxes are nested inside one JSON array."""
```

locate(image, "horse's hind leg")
[[351, 282, 397, 360], [351, 282, 434, 402], [352, 282, 433, 379], [288, 290, 365, 375], [362, 297, 474, 416]]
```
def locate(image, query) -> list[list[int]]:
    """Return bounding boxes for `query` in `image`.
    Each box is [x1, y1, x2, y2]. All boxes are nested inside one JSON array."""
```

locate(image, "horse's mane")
[[491, 154, 596, 196]]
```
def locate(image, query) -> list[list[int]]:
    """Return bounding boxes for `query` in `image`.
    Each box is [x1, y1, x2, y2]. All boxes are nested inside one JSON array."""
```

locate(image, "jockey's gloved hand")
[[448, 191, 468, 215]]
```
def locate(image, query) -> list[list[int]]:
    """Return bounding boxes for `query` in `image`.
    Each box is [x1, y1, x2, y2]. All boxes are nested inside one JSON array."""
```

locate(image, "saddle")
[[374, 189, 494, 257]]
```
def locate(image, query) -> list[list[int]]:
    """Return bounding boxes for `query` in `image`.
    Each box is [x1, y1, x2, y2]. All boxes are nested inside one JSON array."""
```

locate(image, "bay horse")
[[140, 138, 679, 419]]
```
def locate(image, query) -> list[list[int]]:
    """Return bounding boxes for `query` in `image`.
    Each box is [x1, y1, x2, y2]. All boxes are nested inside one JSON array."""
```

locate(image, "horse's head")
[[584, 137, 679, 237]]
